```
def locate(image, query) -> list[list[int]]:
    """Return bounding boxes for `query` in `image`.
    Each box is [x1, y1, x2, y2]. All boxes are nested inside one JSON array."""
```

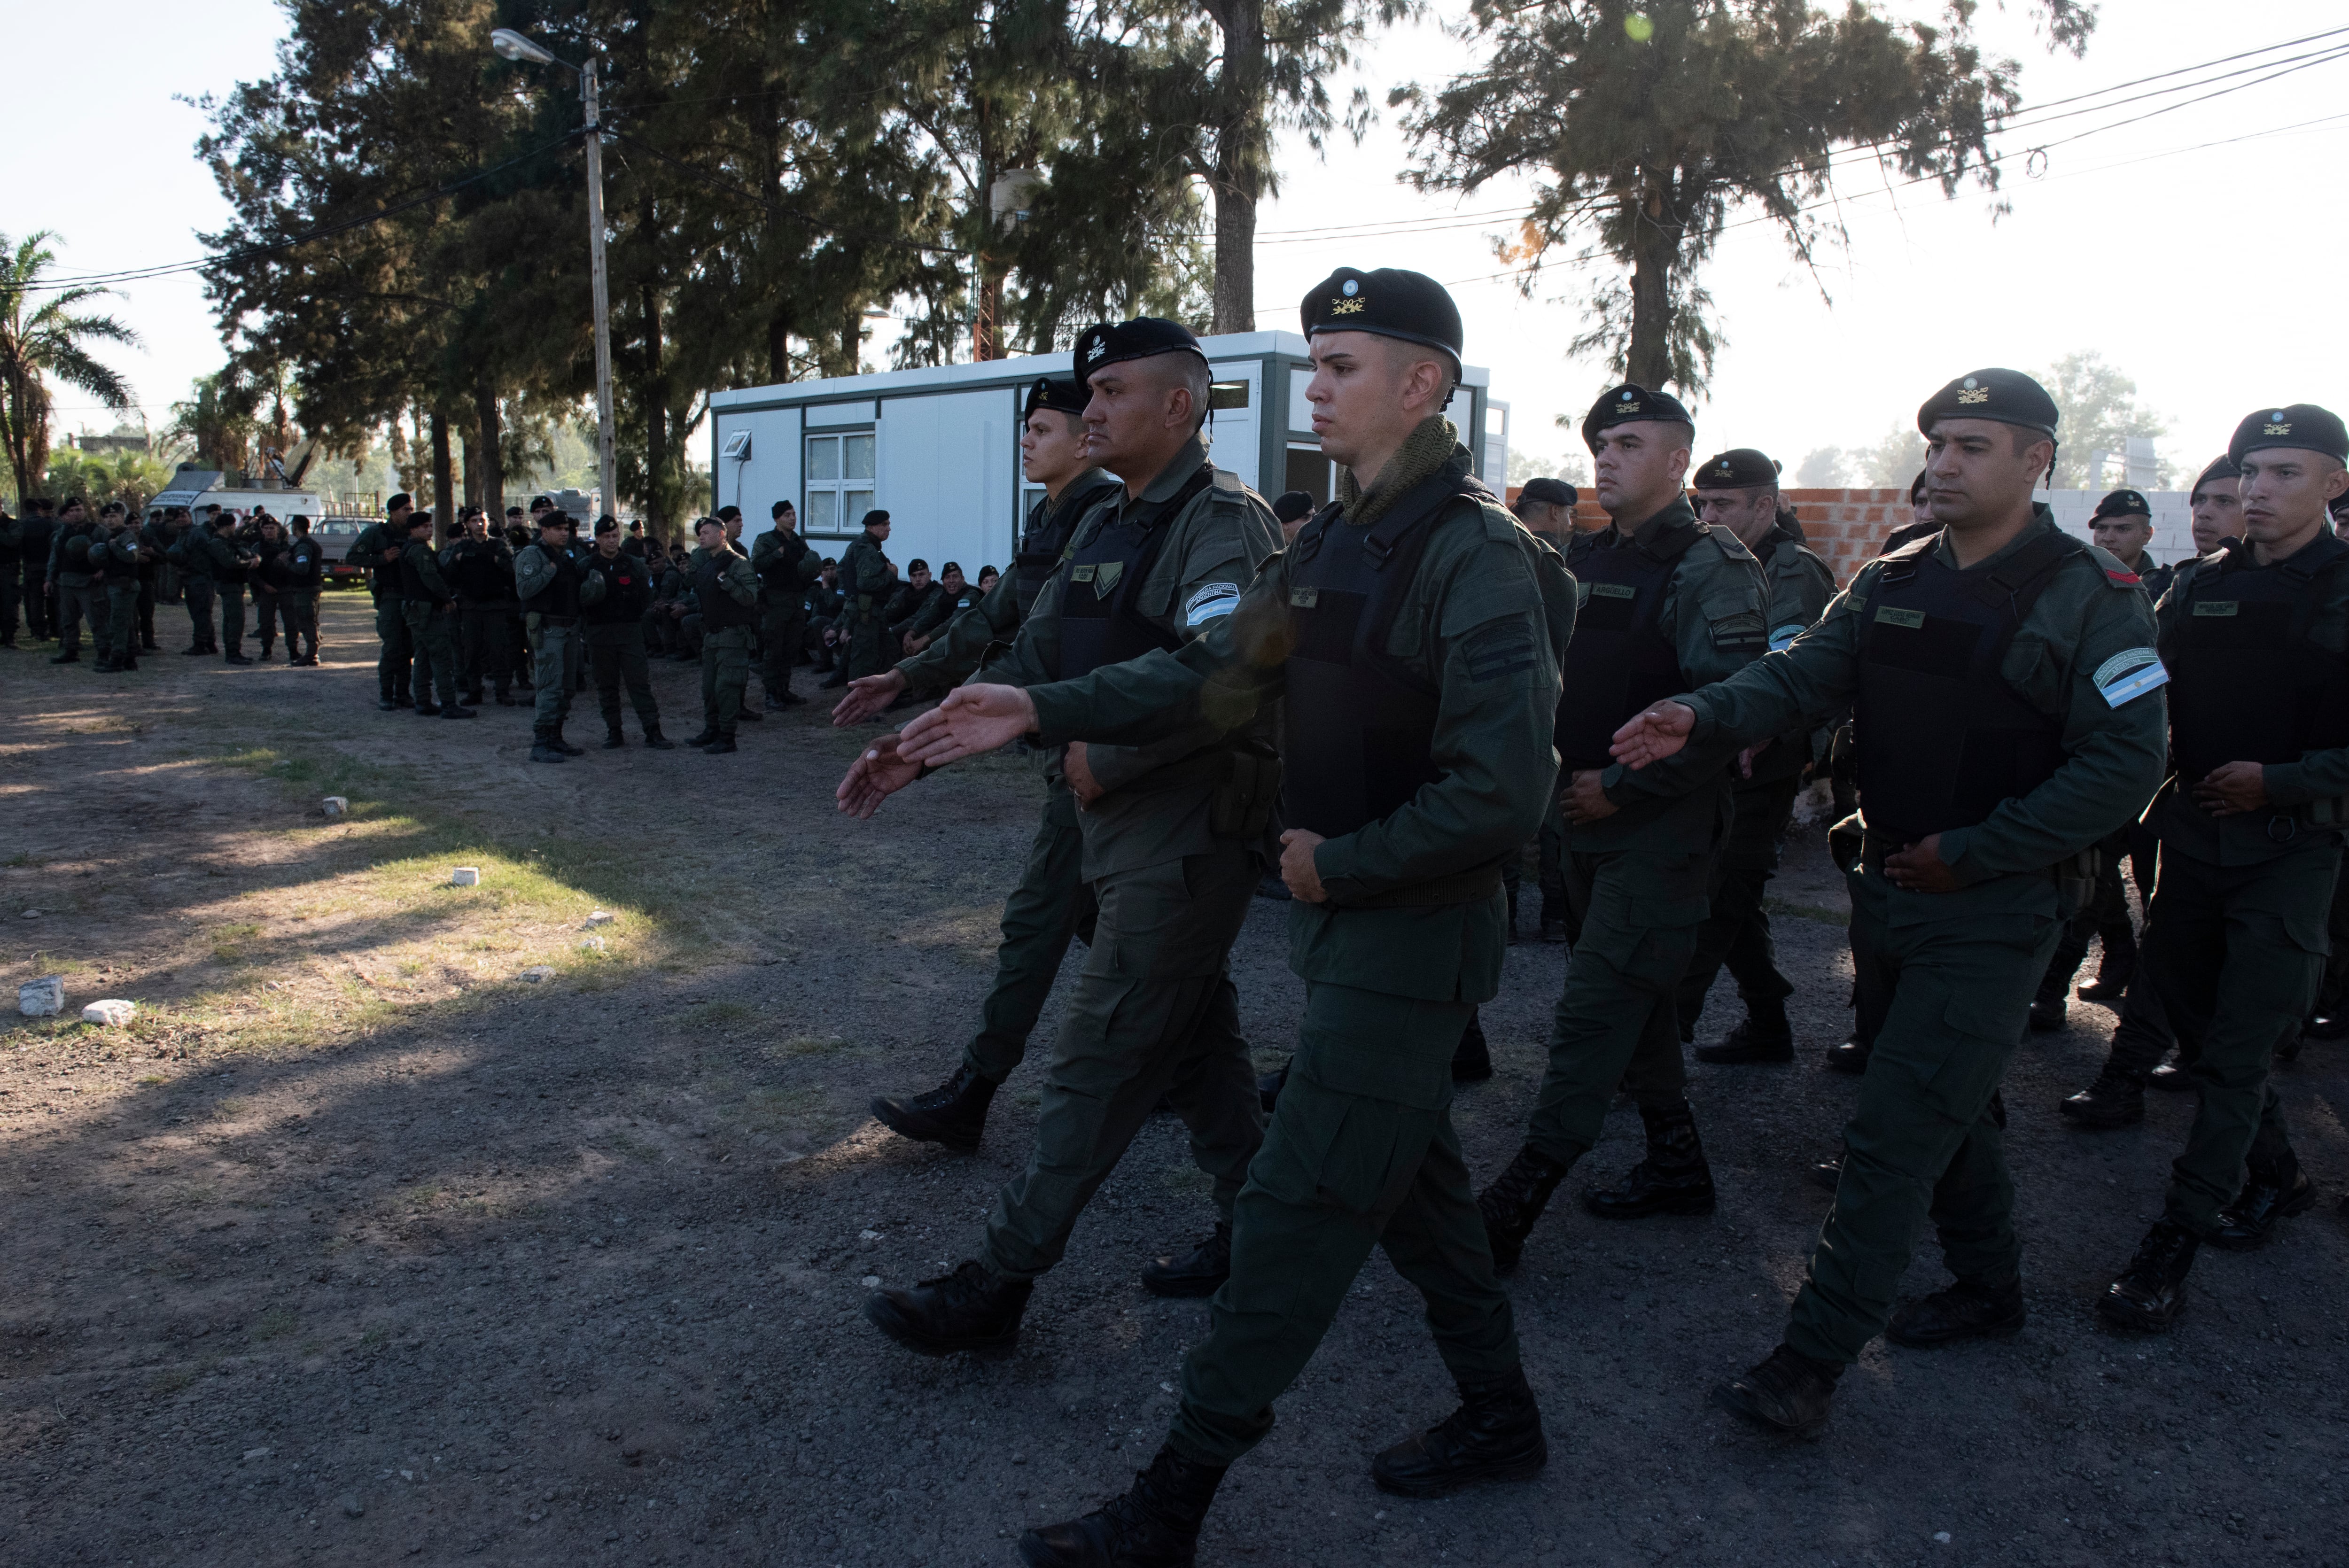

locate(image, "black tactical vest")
[[1015, 477, 1124, 622], [396, 542, 436, 600], [1052, 468, 1215, 680], [1551, 518, 1701, 769], [693, 552, 755, 632], [1280, 473, 1492, 839], [2160, 535, 2349, 783], [1853, 531, 2074, 841], [756, 530, 808, 598], [447, 539, 511, 603], [521, 547, 583, 617]]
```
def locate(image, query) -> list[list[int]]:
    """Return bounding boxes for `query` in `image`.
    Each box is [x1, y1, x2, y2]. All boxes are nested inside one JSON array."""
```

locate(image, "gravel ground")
[[2, 597, 2344, 1568]]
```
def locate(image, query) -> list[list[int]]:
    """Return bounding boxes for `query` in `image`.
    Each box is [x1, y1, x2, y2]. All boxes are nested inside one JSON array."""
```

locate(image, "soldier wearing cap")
[[579, 516, 675, 749], [1609, 366, 2167, 1428], [515, 504, 589, 761], [1676, 447, 1836, 1063], [873, 272, 1575, 1555], [1509, 474, 1585, 941], [2086, 403, 2349, 1333], [353, 495, 416, 706], [837, 318, 1281, 1382], [681, 515, 761, 753], [397, 509, 470, 717], [832, 509, 899, 683], [2186, 456, 2244, 558], [1475, 386, 1772, 1267], [847, 374, 1129, 1152], [749, 500, 822, 708]]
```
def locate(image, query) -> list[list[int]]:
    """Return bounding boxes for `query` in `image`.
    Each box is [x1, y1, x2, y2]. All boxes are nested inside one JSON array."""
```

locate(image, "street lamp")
[[490, 27, 617, 522]]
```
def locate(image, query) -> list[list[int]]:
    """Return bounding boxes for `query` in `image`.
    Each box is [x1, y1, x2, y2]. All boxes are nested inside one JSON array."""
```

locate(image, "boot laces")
[[1488, 1149, 1562, 1209], [910, 1065, 978, 1114]]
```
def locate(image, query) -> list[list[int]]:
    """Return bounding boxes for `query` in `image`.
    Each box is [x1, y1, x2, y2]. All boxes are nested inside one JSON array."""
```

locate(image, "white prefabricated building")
[[705, 330, 1509, 574]]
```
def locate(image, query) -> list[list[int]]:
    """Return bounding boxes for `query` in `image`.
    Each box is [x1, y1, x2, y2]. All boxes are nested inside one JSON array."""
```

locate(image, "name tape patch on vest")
[[2094, 647, 2168, 707], [1875, 606, 1927, 629], [1768, 622, 1808, 652], [1289, 586, 1320, 609], [1589, 582, 1637, 599], [1184, 581, 1241, 627], [2191, 600, 2238, 617]]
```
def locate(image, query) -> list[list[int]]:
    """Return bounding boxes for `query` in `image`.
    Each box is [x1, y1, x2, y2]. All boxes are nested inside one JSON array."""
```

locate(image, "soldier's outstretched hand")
[[836, 732, 924, 820], [899, 683, 1038, 767], [832, 670, 907, 726], [1610, 700, 1697, 768]]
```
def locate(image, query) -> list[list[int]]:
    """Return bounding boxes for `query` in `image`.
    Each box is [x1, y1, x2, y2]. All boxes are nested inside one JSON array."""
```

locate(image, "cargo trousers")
[[963, 781, 1101, 1085], [403, 601, 459, 707], [1675, 773, 1802, 1033], [1523, 843, 1716, 1163], [588, 624, 662, 735], [980, 839, 1263, 1282], [104, 582, 141, 664], [1169, 980, 1519, 1466], [375, 591, 413, 700], [698, 624, 753, 737], [458, 605, 512, 698], [2142, 843, 2334, 1234], [182, 577, 217, 652], [759, 598, 809, 702], [1785, 862, 2061, 1365], [529, 619, 581, 738], [57, 580, 107, 659]]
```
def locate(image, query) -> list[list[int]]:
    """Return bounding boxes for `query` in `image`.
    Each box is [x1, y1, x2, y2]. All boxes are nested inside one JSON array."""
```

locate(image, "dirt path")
[[1, 598, 2343, 1567]]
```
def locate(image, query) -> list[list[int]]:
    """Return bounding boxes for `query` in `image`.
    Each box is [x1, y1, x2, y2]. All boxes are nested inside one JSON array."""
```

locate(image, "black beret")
[[1517, 477, 1579, 508], [529, 494, 556, 510], [1024, 376, 1089, 419], [716, 505, 741, 522], [2092, 489, 2152, 520], [537, 508, 569, 527], [2226, 403, 2349, 466], [1299, 267, 1464, 371], [859, 509, 891, 530], [1581, 384, 1694, 448], [1073, 318, 1206, 386], [594, 516, 618, 535], [1915, 368, 2059, 439], [1691, 448, 1780, 489], [2190, 455, 2239, 495], [1271, 490, 1317, 524]]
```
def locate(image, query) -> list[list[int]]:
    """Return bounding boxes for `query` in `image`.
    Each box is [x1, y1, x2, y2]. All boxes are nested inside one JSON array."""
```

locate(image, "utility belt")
[[1345, 859, 1508, 911], [2164, 775, 2349, 845], [1112, 745, 1283, 841]]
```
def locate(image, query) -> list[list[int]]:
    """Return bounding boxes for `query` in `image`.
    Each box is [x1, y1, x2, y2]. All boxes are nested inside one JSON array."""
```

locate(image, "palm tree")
[[0, 231, 140, 501]]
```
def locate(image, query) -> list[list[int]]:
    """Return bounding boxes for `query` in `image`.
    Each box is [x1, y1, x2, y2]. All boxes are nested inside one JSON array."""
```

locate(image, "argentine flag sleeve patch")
[[2094, 647, 2168, 708], [1184, 581, 1241, 628]]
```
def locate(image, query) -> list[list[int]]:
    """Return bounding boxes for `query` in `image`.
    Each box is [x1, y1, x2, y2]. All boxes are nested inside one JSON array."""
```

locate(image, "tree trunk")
[[460, 430, 482, 510], [642, 278, 668, 537], [429, 406, 454, 544], [474, 376, 504, 520], [1625, 182, 1676, 390], [0, 368, 43, 503], [768, 316, 793, 384], [1202, 0, 1268, 335]]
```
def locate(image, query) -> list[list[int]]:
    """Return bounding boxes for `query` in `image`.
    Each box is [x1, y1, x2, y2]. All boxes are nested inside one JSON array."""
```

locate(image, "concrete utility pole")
[[491, 28, 618, 519]]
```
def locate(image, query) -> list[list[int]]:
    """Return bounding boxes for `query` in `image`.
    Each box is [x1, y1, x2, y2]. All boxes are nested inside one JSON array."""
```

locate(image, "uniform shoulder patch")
[[1458, 616, 1537, 682], [1183, 580, 1241, 627], [2093, 646, 2168, 707]]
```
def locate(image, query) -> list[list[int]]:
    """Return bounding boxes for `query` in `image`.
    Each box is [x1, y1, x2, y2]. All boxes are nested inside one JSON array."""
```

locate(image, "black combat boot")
[[1696, 996, 1794, 1064], [1018, 1444, 1226, 1568], [1452, 1009, 1492, 1082], [529, 730, 568, 764], [1809, 1150, 1844, 1192], [2211, 1154, 2317, 1251], [702, 734, 738, 754], [1716, 1344, 1842, 1435], [737, 702, 763, 721], [553, 723, 585, 756], [1505, 886, 1520, 944], [642, 727, 677, 750], [870, 1063, 999, 1151], [441, 703, 477, 719], [603, 725, 628, 749], [1583, 1099, 1717, 1220], [495, 688, 516, 706], [770, 685, 806, 707], [1536, 894, 1568, 943], [2027, 951, 2077, 1032], [2146, 1058, 2192, 1091], [2058, 1065, 2145, 1129], [1885, 1277, 2026, 1347], [2099, 1220, 2198, 1333], [1477, 1146, 1574, 1273], [1256, 1060, 1289, 1113], [2077, 928, 2136, 1002], [864, 1259, 1032, 1355], [1824, 1034, 1871, 1075], [682, 728, 720, 747], [414, 701, 443, 716], [50, 651, 78, 664], [1370, 1366, 1548, 1497], [1139, 1222, 1229, 1298], [818, 668, 848, 689]]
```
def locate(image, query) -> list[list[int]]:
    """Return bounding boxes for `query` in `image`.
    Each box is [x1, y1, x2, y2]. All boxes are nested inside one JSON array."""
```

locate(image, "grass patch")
[[770, 1033, 848, 1058], [137, 1074, 169, 1087], [683, 1001, 755, 1029]]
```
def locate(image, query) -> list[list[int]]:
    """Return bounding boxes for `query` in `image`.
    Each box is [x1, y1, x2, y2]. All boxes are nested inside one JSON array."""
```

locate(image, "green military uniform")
[[2136, 529, 2349, 1234], [1675, 505, 2165, 1363], [198, 527, 256, 660], [949, 430, 1280, 1285], [1016, 414, 1569, 1468], [891, 466, 1122, 1086], [442, 531, 517, 699], [1508, 481, 1768, 1215], [689, 541, 760, 742], [45, 514, 108, 661], [1675, 511, 1838, 1041], [277, 528, 324, 663], [351, 517, 412, 703], [397, 533, 460, 708], [94, 523, 144, 670], [165, 520, 216, 653], [514, 537, 586, 753], [580, 545, 665, 741], [837, 527, 895, 679], [749, 522, 822, 704]]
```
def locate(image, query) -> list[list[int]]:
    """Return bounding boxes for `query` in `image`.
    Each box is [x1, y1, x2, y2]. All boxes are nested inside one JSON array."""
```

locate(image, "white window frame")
[[803, 425, 878, 539]]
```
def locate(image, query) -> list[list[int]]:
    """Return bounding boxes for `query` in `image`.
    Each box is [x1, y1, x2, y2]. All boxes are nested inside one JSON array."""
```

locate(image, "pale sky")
[[7, 0, 2346, 481]]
